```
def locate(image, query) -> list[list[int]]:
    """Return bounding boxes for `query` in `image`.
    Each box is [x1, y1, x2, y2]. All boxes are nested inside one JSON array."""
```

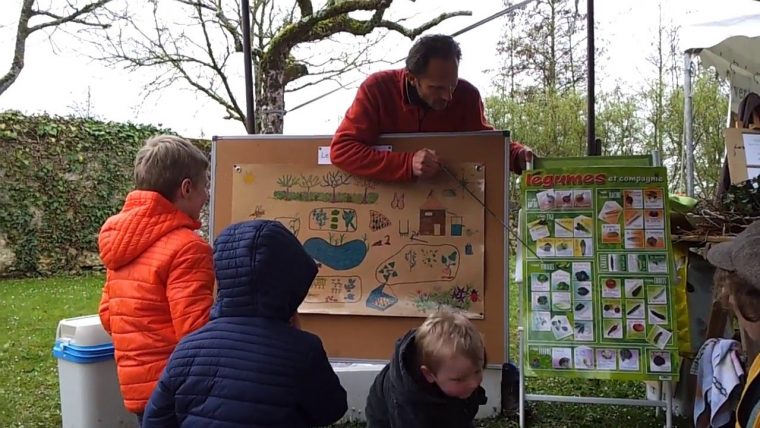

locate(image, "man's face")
[[409, 57, 459, 111]]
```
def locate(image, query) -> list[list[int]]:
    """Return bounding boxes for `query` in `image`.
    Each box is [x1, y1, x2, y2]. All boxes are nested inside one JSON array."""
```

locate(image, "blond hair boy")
[[365, 311, 487, 428], [98, 135, 215, 426]]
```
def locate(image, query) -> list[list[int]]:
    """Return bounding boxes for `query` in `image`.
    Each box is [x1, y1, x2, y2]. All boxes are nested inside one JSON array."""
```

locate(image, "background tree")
[[1, 0, 112, 96], [93, 0, 470, 133]]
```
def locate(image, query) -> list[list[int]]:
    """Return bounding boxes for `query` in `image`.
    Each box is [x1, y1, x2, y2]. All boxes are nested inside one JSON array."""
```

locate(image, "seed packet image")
[[551, 315, 573, 340], [573, 215, 593, 237], [645, 209, 665, 229], [552, 347, 573, 369], [532, 292, 550, 311], [537, 238, 555, 257], [574, 346, 595, 370], [555, 190, 574, 209], [625, 299, 646, 319], [574, 320, 594, 341], [532, 272, 551, 291], [573, 190, 592, 208], [537, 189, 556, 211], [624, 279, 645, 298], [602, 299, 622, 319], [599, 200, 623, 224], [624, 210, 644, 229], [627, 254, 648, 273], [619, 348, 641, 371], [624, 229, 645, 249], [602, 277, 621, 298], [555, 217, 575, 238], [572, 262, 592, 282], [574, 282, 592, 300], [624, 190, 643, 209], [602, 224, 622, 244], [551, 293, 572, 313], [649, 350, 672, 372], [574, 238, 593, 257], [603, 319, 623, 339], [626, 319, 647, 339], [551, 270, 571, 291], [648, 305, 668, 325], [648, 325, 673, 349], [648, 286, 668, 304], [647, 254, 668, 273], [555, 238, 574, 257], [596, 349, 618, 370], [528, 217, 552, 241], [532, 311, 552, 332], [528, 347, 552, 370], [645, 230, 666, 249], [602, 253, 627, 273], [573, 300, 593, 321], [644, 188, 664, 209]]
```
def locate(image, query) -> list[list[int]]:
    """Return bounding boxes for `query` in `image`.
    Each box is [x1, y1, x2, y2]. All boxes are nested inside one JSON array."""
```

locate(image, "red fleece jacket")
[[330, 68, 525, 182]]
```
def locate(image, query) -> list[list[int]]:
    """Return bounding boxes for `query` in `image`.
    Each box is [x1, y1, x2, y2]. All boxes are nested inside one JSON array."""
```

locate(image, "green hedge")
[[0, 111, 209, 276]]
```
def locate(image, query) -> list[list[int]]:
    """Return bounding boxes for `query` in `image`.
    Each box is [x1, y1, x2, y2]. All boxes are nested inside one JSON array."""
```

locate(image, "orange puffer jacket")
[[98, 190, 214, 413]]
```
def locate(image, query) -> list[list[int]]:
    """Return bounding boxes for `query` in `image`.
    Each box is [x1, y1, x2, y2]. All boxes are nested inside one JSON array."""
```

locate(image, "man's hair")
[[134, 135, 209, 201], [715, 268, 760, 323], [405, 34, 462, 76], [416, 311, 485, 373]]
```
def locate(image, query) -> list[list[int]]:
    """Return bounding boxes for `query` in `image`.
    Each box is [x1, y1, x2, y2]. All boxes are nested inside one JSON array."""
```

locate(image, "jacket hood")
[[389, 329, 487, 406], [211, 220, 318, 321], [98, 190, 200, 270]]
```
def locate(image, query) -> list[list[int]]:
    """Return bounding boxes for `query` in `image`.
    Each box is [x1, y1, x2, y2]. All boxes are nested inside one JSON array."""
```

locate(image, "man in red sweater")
[[330, 34, 531, 182]]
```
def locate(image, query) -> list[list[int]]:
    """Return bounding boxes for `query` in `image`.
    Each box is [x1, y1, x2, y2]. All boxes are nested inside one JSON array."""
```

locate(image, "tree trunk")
[[257, 68, 286, 134]]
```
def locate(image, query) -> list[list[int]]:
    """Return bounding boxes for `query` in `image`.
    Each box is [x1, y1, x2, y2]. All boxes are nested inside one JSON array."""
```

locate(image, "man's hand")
[[412, 148, 440, 179]]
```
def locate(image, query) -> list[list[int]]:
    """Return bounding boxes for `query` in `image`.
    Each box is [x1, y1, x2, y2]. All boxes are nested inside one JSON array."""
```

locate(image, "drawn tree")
[[89, 0, 470, 133], [300, 174, 321, 200], [353, 176, 376, 204], [321, 171, 351, 202], [2, 0, 112, 96], [276, 174, 300, 199]]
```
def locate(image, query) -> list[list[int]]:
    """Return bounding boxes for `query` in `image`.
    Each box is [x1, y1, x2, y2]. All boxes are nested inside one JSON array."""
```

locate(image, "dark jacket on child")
[[365, 329, 487, 428], [142, 220, 348, 428]]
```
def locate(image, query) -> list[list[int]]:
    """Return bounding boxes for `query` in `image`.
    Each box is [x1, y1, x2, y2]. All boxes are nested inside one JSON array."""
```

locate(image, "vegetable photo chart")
[[521, 166, 679, 380], [231, 163, 485, 318]]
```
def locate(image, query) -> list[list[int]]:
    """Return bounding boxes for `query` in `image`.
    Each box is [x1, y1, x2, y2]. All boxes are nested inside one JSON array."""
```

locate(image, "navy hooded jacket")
[[142, 220, 348, 427]]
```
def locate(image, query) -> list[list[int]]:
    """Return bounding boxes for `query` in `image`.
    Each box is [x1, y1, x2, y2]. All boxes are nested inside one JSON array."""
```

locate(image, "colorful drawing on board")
[[309, 207, 357, 232], [370, 210, 392, 231], [305, 276, 362, 303], [248, 205, 266, 219], [414, 284, 480, 313], [375, 244, 459, 285], [274, 216, 301, 237], [371, 235, 392, 247], [353, 176, 378, 204], [302, 235, 368, 270], [419, 191, 447, 236], [366, 284, 398, 311], [391, 192, 405, 209]]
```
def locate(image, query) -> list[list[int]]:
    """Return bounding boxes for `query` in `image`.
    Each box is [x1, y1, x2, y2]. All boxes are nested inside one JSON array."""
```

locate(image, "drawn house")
[[419, 191, 446, 236]]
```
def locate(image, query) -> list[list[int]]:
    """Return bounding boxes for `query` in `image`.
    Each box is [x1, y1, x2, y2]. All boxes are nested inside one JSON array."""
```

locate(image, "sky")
[[0, 0, 736, 139]]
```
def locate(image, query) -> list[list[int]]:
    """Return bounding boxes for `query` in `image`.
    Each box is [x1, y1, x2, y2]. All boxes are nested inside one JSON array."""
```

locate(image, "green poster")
[[521, 165, 679, 381]]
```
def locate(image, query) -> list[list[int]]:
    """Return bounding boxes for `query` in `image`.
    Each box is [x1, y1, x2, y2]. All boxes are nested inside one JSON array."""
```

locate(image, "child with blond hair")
[[98, 135, 215, 425], [366, 311, 487, 427]]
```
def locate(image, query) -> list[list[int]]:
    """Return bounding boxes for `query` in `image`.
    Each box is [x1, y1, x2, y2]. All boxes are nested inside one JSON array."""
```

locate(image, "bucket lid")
[[55, 315, 111, 347], [52, 340, 114, 364]]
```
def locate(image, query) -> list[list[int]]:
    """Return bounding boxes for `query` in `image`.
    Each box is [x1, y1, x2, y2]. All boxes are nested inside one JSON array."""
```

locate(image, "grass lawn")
[[0, 275, 684, 427]]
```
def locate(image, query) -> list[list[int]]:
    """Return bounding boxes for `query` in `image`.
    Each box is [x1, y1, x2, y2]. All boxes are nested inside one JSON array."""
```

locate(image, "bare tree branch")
[[1, 0, 112, 96]]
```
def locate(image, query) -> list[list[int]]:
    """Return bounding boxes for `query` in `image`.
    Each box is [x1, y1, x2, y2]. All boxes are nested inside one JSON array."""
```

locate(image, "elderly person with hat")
[[707, 220, 760, 428]]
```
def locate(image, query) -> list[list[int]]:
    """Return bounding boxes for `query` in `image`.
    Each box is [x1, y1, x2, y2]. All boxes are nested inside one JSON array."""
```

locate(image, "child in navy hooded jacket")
[[142, 220, 348, 427]]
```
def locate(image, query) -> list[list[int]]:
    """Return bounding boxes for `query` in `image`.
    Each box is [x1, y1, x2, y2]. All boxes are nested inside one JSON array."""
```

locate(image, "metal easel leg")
[[665, 381, 673, 428], [518, 326, 525, 428]]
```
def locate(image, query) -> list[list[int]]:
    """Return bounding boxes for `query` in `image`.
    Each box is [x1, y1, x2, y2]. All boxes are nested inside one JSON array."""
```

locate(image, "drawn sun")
[[243, 171, 256, 185]]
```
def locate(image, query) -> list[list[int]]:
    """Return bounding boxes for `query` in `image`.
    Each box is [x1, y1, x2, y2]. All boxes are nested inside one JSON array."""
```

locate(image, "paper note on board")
[[743, 133, 760, 167], [317, 145, 393, 165]]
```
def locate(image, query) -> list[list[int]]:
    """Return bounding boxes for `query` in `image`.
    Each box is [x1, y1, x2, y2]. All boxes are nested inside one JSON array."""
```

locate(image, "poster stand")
[[516, 151, 675, 428]]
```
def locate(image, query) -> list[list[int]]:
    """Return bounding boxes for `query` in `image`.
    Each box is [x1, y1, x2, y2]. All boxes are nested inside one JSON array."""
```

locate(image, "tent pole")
[[684, 52, 695, 197], [241, 0, 256, 134]]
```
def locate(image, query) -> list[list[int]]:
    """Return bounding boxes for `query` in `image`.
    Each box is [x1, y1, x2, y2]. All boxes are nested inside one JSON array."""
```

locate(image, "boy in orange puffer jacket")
[[97, 135, 215, 426]]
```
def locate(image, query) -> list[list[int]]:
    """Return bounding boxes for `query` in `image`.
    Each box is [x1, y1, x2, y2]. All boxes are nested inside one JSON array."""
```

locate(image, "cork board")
[[211, 132, 509, 361]]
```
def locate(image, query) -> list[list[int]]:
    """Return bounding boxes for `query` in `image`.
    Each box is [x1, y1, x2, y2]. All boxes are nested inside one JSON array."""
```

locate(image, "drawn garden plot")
[[230, 163, 485, 318]]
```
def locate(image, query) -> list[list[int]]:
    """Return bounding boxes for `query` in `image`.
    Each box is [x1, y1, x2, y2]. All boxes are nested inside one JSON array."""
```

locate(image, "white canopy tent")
[[681, 1, 760, 196]]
